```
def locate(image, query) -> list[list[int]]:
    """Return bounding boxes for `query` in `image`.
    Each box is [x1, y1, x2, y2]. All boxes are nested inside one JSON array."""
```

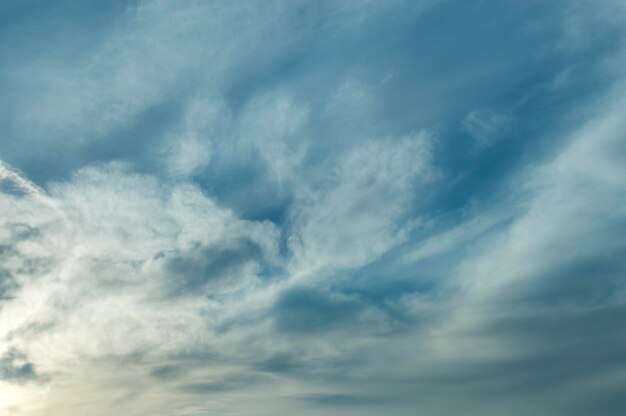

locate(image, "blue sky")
[[1, 1, 626, 415]]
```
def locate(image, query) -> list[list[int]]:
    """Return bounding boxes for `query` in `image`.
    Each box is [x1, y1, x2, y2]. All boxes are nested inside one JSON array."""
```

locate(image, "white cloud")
[[237, 92, 309, 186], [0, 161, 282, 413], [288, 133, 432, 278]]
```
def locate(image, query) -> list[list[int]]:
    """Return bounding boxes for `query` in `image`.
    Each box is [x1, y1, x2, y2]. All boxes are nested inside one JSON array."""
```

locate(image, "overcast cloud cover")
[[1, 1, 626, 415]]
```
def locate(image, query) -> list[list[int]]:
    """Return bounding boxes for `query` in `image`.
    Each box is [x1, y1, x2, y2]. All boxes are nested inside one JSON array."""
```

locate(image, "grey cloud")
[[497, 253, 626, 308], [255, 352, 303, 375], [274, 287, 387, 335], [402, 302, 626, 416], [0, 222, 59, 301], [181, 382, 233, 395], [158, 238, 265, 298], [180, 373, 269, 396], [0, 348, 40, 383], [149, 364, 186, 381], [298, 393, 388, 407], [0, 266, 19, 301]]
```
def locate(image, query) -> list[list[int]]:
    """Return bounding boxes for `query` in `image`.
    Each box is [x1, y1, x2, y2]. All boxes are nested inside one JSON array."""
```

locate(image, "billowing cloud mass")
[[1, 1, 626, 415]]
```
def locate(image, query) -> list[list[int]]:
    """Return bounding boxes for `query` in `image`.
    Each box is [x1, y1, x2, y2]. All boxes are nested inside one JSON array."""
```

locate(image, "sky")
[[0, 1, 625, 415]]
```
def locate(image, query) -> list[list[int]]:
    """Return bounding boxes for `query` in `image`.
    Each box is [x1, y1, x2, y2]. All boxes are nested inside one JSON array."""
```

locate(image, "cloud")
[[288, 133, 432, 277], [298, 393, 387, 407], [412, 82, 626, 415], [273, 286, 386, 335], [462, 108, 511, 150], [157, 238, 267, 298], [0, 348, 40, 383], [0, 0, 625, 415], [0, 162, 280, 386]]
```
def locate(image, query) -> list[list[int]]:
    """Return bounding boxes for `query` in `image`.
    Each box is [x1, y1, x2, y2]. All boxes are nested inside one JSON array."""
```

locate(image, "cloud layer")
[[1, 1, 626, 415]]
